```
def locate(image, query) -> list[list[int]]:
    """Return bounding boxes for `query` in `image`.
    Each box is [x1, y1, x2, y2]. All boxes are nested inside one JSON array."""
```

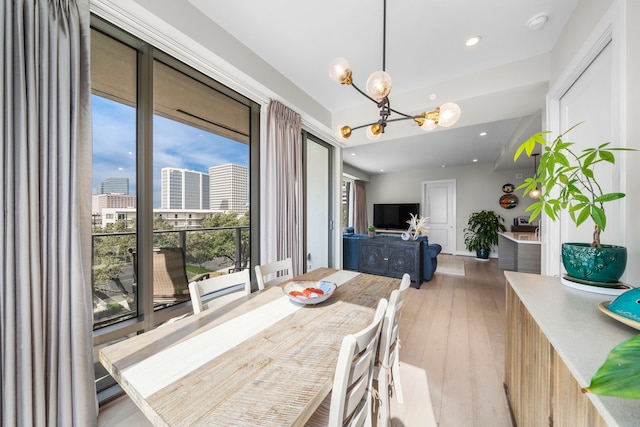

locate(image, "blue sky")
[[92, 95, 249, 207]]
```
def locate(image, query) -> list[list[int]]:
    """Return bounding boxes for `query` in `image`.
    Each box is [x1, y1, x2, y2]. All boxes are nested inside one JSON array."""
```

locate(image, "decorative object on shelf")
[[329, 0, 460, 142], [463, 210, 506, 260], [499, 193, 519, 209], [368, 225, 377, 238], [404, 213, 429, 241], [514, 123, 636, 290], [502, 183, 515, 193], [597, 288, 640, 329]]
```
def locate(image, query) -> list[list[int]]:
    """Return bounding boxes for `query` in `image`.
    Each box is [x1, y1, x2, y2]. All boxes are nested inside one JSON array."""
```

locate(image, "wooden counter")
[[504, 272, 640, 427], [498, 232, 541, 274]]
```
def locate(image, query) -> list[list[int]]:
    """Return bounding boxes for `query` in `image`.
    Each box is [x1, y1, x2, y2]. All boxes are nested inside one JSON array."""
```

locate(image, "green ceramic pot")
[[476, 248, 489, 260], [561, 243, 627, 283]]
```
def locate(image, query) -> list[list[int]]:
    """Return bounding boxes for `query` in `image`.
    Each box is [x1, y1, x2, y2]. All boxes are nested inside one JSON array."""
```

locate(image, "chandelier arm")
[[349, 122, 382, 132], [385, 116, 421, 124], [388, 108, 415, 119], [347, 115, 423, 133], [351, 82, 380, 105]]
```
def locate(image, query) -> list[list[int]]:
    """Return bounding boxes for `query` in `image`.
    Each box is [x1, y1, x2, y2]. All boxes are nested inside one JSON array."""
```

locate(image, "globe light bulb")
[[420, 119, 437, 131], [366, 124, 382, 141], [328, 57, 352, 84], [365, 71, 392, 101], [335, 125, 352, 141], [529, 188, 541, 199], [438, 102, 461, 127]]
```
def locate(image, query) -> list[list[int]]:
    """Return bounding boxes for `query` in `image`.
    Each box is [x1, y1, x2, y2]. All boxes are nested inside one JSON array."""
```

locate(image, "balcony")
[[92, 226, 249, 330]]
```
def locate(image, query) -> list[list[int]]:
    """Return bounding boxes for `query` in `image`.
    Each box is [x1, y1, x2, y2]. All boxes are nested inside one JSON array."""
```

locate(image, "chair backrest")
[[380, 273, 411, 366], [189, 269, 252, 314], [130, 247, 193, 303], [329, 298, 388, 427], [254, 258, 293, 290]]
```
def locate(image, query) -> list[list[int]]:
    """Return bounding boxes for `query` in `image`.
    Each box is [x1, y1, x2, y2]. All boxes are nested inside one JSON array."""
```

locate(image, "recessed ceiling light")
[[429, 93, 438, 101], [441, 165, 446, 168], [527, 14, 548, 31], [466, 36, 482, 47], [473, 159, 478, 162], [480, 132, 487, 136], [351, 152, 356, 156], [380, 169, 384, 172]]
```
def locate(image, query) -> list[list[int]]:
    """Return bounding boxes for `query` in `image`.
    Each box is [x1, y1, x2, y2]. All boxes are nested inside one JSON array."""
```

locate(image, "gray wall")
[[550, 0, 614, 83], [365, 163, 538, 256]]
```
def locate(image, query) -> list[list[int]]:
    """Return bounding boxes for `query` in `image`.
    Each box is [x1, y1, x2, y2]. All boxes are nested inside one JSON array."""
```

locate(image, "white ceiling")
[[187, 0, 579, 174]]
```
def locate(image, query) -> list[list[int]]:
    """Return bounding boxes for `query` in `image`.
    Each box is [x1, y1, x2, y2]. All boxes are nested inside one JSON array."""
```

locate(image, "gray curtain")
[[354, 180, 368, 234], [261, 100, 303, 275], [1, 1, 97, 426]]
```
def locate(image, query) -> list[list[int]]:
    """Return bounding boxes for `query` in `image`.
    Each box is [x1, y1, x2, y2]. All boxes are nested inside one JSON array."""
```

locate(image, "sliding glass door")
[[304, 135, 333, 271]]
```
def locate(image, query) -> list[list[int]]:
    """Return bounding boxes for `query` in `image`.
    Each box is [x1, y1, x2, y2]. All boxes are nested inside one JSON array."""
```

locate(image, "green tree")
[[92, 220, 136, 295], [196, 212, 250, 271]]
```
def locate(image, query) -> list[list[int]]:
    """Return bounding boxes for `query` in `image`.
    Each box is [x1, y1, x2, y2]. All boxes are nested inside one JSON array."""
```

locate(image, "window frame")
[[90, 14, 260, 355]]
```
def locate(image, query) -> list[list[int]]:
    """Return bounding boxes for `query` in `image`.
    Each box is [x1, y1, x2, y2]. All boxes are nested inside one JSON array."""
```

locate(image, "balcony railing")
[[92, 226, 249, 329]]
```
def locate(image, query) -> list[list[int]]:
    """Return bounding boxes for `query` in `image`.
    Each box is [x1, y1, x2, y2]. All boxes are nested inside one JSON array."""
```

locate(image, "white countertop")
[[505, 271, 640, 427], [499, 231, 541, 244]]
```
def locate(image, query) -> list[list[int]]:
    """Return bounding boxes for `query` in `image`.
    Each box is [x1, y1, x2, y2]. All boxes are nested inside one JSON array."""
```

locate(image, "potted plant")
[[463, 210, 506, 260], [367, 225, 377, 238], [513, 123, 635, 284]]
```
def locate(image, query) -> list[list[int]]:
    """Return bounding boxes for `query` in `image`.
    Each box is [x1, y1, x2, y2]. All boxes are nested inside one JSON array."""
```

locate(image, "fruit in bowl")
[[283, 280, 336, 305]]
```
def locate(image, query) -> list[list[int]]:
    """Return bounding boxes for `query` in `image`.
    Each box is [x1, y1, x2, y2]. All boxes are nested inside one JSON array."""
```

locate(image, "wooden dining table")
[[99, 268, 400, 426]]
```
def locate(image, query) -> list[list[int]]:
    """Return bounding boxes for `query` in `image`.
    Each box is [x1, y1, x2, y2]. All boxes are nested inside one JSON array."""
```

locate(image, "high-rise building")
[[209, 164, 248, 213], [92, 194, 137, 215], [97, 177, 129, 194], [161, 168, 210, 210]]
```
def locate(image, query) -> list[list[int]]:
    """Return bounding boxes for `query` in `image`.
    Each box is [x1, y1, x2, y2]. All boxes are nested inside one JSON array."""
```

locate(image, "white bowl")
[[283, 280, 337, 305]]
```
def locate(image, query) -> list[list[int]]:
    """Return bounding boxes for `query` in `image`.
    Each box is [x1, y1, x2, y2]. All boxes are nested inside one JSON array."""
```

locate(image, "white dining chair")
[[188, 269, 252, 314], [305, 298, 388, 427], [375, 273, 426, 427], [254, 258, 293, 290]]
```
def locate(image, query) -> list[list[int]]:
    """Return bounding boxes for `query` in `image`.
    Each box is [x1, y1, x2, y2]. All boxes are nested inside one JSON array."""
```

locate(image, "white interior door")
[[422, 179, 456, 254]]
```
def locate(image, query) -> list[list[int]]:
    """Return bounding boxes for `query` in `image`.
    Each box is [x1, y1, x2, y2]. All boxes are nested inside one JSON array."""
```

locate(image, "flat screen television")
[[373, 203, 420, 230]]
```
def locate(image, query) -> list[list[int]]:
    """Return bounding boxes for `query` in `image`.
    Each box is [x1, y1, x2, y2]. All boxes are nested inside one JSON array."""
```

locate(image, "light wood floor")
[[98, 255, 513, 427], [389, 255, 512, 427]]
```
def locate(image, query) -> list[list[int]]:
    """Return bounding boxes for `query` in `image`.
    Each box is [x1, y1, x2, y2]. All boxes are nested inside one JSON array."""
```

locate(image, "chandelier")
[[329, 0, 461, 141]]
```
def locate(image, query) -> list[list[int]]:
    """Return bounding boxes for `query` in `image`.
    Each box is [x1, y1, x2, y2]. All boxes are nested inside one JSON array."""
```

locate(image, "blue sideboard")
[[343, 232, 441, 287], [359, 238, 422, 286]]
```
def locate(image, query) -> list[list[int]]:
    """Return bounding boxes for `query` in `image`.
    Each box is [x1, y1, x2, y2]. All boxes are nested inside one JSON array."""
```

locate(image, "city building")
[[100, 207, 221, 229], [209, 164, 248, 213], [92, 193, 137, 214], [161, 167, 210, 210], [97, 177, 129, 195]]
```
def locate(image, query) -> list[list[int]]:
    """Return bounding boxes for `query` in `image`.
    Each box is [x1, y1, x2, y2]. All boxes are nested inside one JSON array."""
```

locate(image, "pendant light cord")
[[382, 0, 386, 72]]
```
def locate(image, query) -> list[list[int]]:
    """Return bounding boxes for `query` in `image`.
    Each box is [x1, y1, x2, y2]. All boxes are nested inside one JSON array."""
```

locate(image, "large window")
[[90, 18, 259, 399]]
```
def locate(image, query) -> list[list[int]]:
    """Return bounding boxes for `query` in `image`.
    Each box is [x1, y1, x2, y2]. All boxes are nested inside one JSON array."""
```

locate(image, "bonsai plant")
[[513, 123, 635, 283], [463, 210, 506, 260], [367, 225, 377, 238]]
